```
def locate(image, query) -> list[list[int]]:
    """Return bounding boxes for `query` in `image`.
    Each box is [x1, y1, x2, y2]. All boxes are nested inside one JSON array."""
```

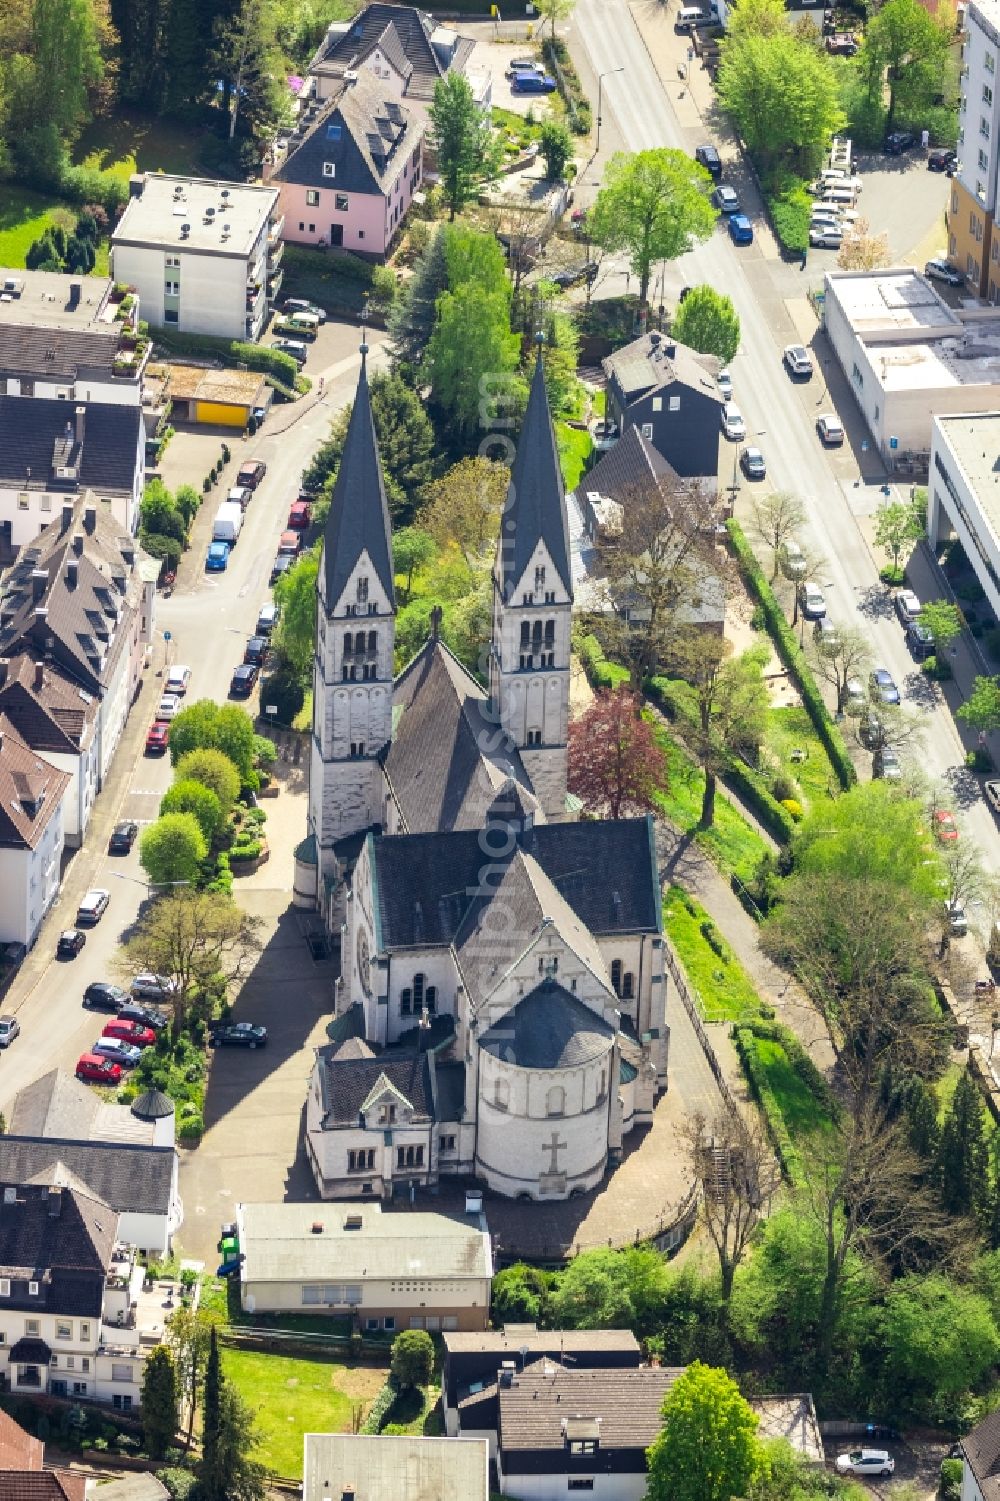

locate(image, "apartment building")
[[111, 175, 282, 341], [949, 0, 1000, 296], [0, 270, 147, 406]]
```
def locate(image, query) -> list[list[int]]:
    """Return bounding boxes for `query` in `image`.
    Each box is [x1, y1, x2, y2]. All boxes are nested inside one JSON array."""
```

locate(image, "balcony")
[[268, 214, 285, 245], [267, 269, 284, 302], [267, 238, 284, 271], [246, 280, 265, 313]]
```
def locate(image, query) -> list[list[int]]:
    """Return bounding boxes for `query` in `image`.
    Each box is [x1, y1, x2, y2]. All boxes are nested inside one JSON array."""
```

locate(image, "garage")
[[156, 363, 272, 429]]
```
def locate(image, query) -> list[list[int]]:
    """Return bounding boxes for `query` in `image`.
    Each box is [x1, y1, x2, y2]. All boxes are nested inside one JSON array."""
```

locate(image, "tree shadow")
[[901, 669, 940, 710], [855, 583, 895, 622], [942, 762, 984, 812]]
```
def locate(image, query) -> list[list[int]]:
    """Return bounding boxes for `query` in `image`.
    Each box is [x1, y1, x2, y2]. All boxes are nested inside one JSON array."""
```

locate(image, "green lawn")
[[753, 1035, 837, 1141], [556, 421, 593, 489], [765, 706, 838, 810], [0, 186, 74, 268], [74, 112, 206, 180], [652, 723, 770, 882], [663, 885, 764, 1023], [222, 1346, 388, 1478]]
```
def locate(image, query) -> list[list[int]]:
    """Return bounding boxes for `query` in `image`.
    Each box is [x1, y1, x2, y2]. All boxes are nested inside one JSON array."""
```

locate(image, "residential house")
[[303, 1433, 489, 1501], [0, 397, 143, 551], [602, 330, 723, 484], [963, 1406, 1000, 1499], [308, 3, 479, 107], [0, 1407, 86, 1501], [0, 653, 100, 847], [0, 1131, 182, 1257], [0, 1406, 44, 1469], [0, 269, 147, 407], [0, 717, 69, 947], [235, 1200, 493, 1332], [443, 1326, 642, 1450], [0, 494, 151, 795], [10, 1071, 177, 1151], [111, 175, 282, 341], [946, 0, 1000, 296], [269, 72, 424, 258], [0, 1179, 169, 1410]]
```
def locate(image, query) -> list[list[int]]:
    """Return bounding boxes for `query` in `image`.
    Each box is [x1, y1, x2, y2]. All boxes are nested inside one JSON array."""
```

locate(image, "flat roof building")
[[303, 1434, 489, 1501], [928, 410, 1000, 622], [0, 269, 147, 407]]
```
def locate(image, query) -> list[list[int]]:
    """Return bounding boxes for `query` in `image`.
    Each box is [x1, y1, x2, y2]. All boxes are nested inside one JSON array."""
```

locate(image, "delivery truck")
[[213, 501, 244, 545]]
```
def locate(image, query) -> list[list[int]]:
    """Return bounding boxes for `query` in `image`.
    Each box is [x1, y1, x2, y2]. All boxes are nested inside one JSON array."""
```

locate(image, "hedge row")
[[361, 1376, 400, 1435], [575, 632, 631, 690], [744, 1016, 838, 1117], [646, 675, 796, 845], [726, 519, 856, 790], [732, 1026, 805, 1186], [542, 36, 593, 135], [151, 328, 299, 387]]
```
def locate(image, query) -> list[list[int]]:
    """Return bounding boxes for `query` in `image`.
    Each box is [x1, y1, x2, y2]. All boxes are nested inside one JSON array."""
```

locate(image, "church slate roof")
[[497, 354, 572, 603], [479, 980, 614, 1069], [385, 638, 534, 834], [321, 354, 395, 610], [315, 1045, 434, 1127], [372, 816, 660, 951]]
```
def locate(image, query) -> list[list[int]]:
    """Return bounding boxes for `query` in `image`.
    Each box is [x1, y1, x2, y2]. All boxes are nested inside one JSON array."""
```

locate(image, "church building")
[[296, 339, 668, 1203]]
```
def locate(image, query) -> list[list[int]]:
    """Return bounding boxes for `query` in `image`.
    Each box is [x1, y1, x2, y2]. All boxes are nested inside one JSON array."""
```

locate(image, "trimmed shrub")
[[152, 328, 298, 386], [177, 1112, 203, 1143], [361, 1376, 400, 1435], [576, 633, 631, 690], [140, 532, 182, 571], [765, 178, 811, 255]]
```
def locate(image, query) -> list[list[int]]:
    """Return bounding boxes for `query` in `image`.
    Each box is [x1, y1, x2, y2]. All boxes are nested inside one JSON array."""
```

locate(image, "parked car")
[[109, 820, 138, 855], [859, 708, 885, 750], [817, 414, 845, 446], [713, 184, 740, 213], [551, 262, 598, 288], [280, 298, 325, 322], [92, 1038, 142, 1068], [270, 553, 294, 584], [721, 402, 746, 441], [894, 588, 922, 623], [511, 71, 556, 92], [244, 636, 269, 667], [231, 663, 259, 698], [119, 1001, 169, 1031], [906, 617, 934, 659], [695, 144, 722, 179], [257, 602, 279, 635], [986, 778, 1000, 815], [157, 693, 182, 720], [590, 419, 618, 452], [102, 1019, 156, 1049], [885, 130, 915, 154], [287, 500, 312, 530], [928, 148, 957, 172], [0, 1015, 19, 1048], [925, 257, 963, 286], [879, 746, 902, 781], [206, 541, 231, 571], [728, 213, 753, 245], [237, 460, 267, 489], [77, 889, 110, 925], [273, 338, 308, 365], [934, 808, 960, 841], [210, 1022, 268, 1048], [798, 581, 827, 619], [166, 666, 191, 696], [740, 446, 766, 480], [813, 616, 842, 653], [83, 981, 129, 1012], [717, 369, 733, 400], [130, 973, 178, 1004], [809, 225, 844, 248], [783, 344, 814, 377], [76, 1052, 123, 1085], [845, 677, 866, 714], [57, 929, 86, 958], [146, 720, 170, 754], [227, 485, 253, 511], [825, 31, 858, 53], [869, 666, 900, 705], [505, 57, 545, 79], [947, 900, 969, 935], [278, 530, 302, 557]]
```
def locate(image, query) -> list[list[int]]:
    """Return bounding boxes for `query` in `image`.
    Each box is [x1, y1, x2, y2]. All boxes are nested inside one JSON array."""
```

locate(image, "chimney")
[[74, 405, 86, 446], [72, 532, 84, 556], [66, 560, 78, 590], [68, 281, 81, 311], [30, 569, 47, 602], [61, 503, 73, 535], [34, 661, 44, 691], [128, 173, 145, 199], [83, 505, 96, 535], [47, 1186, 62, 1218]]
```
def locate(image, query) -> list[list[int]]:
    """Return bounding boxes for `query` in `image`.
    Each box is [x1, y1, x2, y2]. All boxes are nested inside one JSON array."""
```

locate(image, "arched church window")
[[622, 971, 635, 999], [494, 1078, 509, 1112], [611, 959, 623, 995], [357, 576, 369, 604], [531, 619, 542, 645], [355, 630, 366, 654], [367, 630, 377, 653], [546, 1086, 565, 1117], [343, 631, 353, 656], [520, 621, 530, 648], [425, 985, 437, 1015], [413, 973, 425, 1010], [544, 619, 555, 645]]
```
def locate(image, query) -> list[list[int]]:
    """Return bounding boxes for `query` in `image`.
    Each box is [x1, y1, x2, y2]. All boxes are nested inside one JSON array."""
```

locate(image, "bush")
[[575, 632, 631, 689], [764, 177, 811, 255], [159, 1468, 199, 1501], [390, 1328, 435, 1388], [177, 1112, 203, 1142], [361, 1376, 400, 1434], [726, 519, 856, 790], [940, 1457, 963, 1501], [923, 654, 953, 681], [152, 328, 298, 386], [780, 797, 803, 820], [140, 532, 182, 571], [260, 667, 305, 726]]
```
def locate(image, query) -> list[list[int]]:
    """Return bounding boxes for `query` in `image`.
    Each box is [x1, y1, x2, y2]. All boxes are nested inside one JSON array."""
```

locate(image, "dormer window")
[[327, 124, 342, 141]]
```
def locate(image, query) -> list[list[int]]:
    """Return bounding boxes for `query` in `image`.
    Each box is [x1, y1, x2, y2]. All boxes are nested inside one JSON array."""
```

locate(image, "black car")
[[210, 1022, 268, 1049], [886, 130, 915, 154], [550, 262, 598, 288], [270, 554, 294, 584], [84, 981, 129, 1012], [57, 929, 86, 958], [118, 1001, 169, 1031], [695, 144, 722, 180], [244, 636, 269, 667], [928, 148, 957, 173], [230, 663, 259, 698], [109, 820, 139, 855], [906, 618, 934, 659]]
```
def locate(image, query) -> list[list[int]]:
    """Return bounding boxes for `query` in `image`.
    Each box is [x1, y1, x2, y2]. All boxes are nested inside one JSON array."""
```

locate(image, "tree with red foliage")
[[568, 687, 666, 819]]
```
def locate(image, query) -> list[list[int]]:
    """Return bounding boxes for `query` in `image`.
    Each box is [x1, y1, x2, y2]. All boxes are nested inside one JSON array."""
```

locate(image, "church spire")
[[321, 321, 395, 611], [498, 339, 572, 604]]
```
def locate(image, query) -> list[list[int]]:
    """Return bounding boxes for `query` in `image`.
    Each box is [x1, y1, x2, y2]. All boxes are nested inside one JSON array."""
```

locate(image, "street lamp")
[[596, 67, 625, 154], [108, 872, 191, 897]]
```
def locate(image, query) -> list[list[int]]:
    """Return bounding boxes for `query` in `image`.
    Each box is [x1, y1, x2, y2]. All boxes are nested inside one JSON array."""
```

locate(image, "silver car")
[[835, 1449, 894, 1478], [92, 1037, 142, 1068], [0, 1015, 19, 1047]]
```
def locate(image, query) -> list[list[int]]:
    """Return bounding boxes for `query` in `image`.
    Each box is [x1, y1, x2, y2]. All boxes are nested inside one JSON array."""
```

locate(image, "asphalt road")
[[570, 0, 1000, 905], [0, 327, 387, 1116]]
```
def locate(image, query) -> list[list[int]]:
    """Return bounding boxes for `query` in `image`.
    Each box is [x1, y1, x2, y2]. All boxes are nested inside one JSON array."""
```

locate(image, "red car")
[[287, 500, 312, 530], [146, 720, 170, 754], [76, 1052, 123, 1085], [102, 1019, 156, 1048], [278, 529, 302, 557], [933, 809, 959, 842]]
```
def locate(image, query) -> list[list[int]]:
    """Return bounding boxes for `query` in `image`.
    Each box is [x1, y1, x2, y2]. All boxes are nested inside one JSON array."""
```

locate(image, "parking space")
[[804, 146, 951, 272], [460, 22, 563, 116]]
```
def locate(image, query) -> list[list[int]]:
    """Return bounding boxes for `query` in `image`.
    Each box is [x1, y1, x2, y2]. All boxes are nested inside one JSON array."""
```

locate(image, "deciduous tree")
[[139, 813, 207, 888], [272, 549, 319, 681], [646, 1362, 765, 1501], [717, 28, 844, 173], [535, 0, 575, 40], [167, 1304, 222, 1444], [937, 1066, 989, 1221], [539, 118, 573, 180], [958, 676, 1000, 737], [429, 73, 503, 221], [174, 749, 241, 820], [392, 528, 437, 602], [390, 1329, 435, 1388], [806, 623, 871, 716], [837, 217, 891, 272], [749, 492, 806, 581], [426, 284, 522, 444], [921, 599, 963, 655], [568, 687, 666, 818], [684, 1109, 782, 1302], [882, 1274, 1000, 1422], [858, 0, 953, 134], [669, 637, 769, 828], [588, 149, 717, 305], [671, 284, 741, 364], [119, 889, 262, 1021], [167, 700, 255, 782], [422, 458, 509, 558], [160, 778, 224, 843], [874, 495, 925, 575]]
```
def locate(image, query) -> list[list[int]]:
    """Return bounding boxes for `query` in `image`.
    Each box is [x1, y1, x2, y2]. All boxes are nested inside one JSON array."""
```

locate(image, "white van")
[[675, 6, 705, 29], [823, 184, 861, 206]]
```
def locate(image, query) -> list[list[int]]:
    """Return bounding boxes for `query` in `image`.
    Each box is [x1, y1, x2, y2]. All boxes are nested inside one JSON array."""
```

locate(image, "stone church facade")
[[296, 344, 669, 1203]]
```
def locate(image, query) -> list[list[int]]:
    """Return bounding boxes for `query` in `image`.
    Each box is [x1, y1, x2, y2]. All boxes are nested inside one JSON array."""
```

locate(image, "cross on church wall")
[[543, 1130, 566, 1174]]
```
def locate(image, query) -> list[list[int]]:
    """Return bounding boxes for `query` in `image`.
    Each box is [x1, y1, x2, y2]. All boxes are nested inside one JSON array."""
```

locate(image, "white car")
[[817, 414, 845, 446], [835, 1450, 894, 1478], [157, 694, 182, 720], [0, 1015, 20, 1047], [798, 580, 827, 619], [783, 344, 813, 377], [844, 677, 865, 714], [717, 369, 733, 400], [925, 257, 963, 286], [131, 973, 180, 1002], [947, 900, 969, 935], [590, 419, 618, 452], [894, 588, 921, 624], [721, 402, 745, 441], [809, 225, 844, 248], [165, 665, 191, 696]]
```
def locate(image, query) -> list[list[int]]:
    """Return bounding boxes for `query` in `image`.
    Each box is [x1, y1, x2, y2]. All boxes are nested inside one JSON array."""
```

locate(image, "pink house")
[[269, 73, 424, 259]]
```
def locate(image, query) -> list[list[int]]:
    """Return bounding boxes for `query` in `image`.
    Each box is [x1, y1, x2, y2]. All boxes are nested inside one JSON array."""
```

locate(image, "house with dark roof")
[[0, 1179, 170, 1410], [308, 3, 480, 107], [0, 396, 143, 552], [961, 1405, 1000, 1500], [298, 343, 667, 1205], [0, 716, 69, 946], [269, 73, 424, 258], [0, 268, 146, 411], [603, 329, 724, 484]]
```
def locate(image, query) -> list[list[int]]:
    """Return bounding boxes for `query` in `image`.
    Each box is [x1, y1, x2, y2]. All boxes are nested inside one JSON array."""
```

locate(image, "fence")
[[663, 936, 744, 1123]]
